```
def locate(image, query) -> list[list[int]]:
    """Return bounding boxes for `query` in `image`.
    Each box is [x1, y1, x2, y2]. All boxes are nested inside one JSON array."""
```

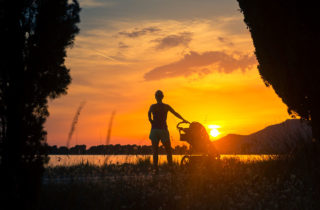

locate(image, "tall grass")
[[66, 101, 86, 148], [106, 110, 116, 146], [103, 110, 116, 165], [39, 142, 320, 210]]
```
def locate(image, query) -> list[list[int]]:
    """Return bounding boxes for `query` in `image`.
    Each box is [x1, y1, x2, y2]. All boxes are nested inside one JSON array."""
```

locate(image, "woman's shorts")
[[149, 129, 170, 145]]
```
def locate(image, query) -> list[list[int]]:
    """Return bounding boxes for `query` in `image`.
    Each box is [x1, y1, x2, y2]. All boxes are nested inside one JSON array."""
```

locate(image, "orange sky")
[[45, 0, 290, 147]]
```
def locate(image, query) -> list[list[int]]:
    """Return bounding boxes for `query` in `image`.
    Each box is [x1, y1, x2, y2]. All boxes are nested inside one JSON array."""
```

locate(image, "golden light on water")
[[208, 125, 221, 138]]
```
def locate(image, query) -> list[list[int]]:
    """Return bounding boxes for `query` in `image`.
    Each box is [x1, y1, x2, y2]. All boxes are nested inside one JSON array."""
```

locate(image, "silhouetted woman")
[[148, 90, 189, 174]]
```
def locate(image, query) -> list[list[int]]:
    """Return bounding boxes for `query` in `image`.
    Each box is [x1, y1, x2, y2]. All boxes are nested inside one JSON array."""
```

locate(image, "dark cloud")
[[217, 36, 234, 46], [144, 51, 257, 81], [80, 0, 238, 31], [118, 27, 160, 38], [72, 76, 93, 86], [153, 32, 192, 50], [118, 42, 129, 49]]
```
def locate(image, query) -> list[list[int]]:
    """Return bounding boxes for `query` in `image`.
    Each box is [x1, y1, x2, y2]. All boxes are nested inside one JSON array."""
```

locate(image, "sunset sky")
[[45, 0, 290, 147]]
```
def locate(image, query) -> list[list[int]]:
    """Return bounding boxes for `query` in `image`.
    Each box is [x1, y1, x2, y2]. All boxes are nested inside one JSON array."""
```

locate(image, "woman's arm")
[[148, 106, 153, 124], [168, 105, 189, 123]]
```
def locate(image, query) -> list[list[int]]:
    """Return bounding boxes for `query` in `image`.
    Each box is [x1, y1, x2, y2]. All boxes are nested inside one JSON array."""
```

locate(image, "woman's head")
[[155, 90, 164, 102]]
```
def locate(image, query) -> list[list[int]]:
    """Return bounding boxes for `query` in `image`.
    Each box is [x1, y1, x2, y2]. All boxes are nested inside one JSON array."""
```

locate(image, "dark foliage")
[[237, 0, 320, 141], [0, 0, 80, 208], [48, 144, 189, 155]]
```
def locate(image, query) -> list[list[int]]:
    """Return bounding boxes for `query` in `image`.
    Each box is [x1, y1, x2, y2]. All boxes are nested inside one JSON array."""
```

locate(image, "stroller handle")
[[176, 121, 190, 130]]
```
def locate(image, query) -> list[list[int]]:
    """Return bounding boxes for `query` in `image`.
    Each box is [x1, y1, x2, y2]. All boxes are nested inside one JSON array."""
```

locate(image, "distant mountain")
[[213, 119, 312, 154]]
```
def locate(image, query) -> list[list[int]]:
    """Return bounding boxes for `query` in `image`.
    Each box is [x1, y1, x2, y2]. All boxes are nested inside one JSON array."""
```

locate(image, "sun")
[[208, 125, 221, 138], [210, 128, 220, 137]]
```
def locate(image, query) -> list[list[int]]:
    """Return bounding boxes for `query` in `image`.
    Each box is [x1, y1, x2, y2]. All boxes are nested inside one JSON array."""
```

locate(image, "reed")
[[106, 110, 116, 146], [103, 110, 116, 165], [66, 101, 86, 148]]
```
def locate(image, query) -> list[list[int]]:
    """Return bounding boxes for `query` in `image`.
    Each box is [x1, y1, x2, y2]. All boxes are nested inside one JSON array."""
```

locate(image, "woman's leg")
[[150, 129, 160, 173], [161, 130, 172, 166], [163, 140, 173, 166], [151, 139, 159, 172]]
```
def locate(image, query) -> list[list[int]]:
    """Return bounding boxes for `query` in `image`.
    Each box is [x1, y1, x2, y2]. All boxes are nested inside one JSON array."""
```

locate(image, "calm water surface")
[[47, 154, 276, 167]]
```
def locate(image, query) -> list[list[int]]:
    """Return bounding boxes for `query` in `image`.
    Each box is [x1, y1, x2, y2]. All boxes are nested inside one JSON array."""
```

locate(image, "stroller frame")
[[177, 121, 220, 167]]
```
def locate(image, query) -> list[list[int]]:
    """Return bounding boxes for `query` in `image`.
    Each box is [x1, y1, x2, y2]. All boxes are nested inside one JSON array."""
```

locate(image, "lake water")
[[46, 154, 276, 167]]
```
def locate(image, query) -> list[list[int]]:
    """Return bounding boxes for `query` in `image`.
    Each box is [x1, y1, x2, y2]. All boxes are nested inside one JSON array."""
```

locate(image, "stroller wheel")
[[180, 155, 191, 167]]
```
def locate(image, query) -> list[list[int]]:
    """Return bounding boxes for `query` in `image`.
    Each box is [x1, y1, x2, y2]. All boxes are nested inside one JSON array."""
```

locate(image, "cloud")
[[153, 32, 192, 50], [217, 36, 234, 46], [144, 51, 257, 81], [78, 0, 113, 8], [118, 42, 129, 49], [118, 27, 161, 38]]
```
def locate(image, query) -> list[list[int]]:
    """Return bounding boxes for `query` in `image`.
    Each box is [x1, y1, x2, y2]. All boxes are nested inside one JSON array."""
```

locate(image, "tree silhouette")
[[237, 0, 320, 141], [0, 0, 80, 208]]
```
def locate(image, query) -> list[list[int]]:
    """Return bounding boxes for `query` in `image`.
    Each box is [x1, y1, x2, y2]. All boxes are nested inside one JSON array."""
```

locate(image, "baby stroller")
[[177, 121, 220, 167]]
